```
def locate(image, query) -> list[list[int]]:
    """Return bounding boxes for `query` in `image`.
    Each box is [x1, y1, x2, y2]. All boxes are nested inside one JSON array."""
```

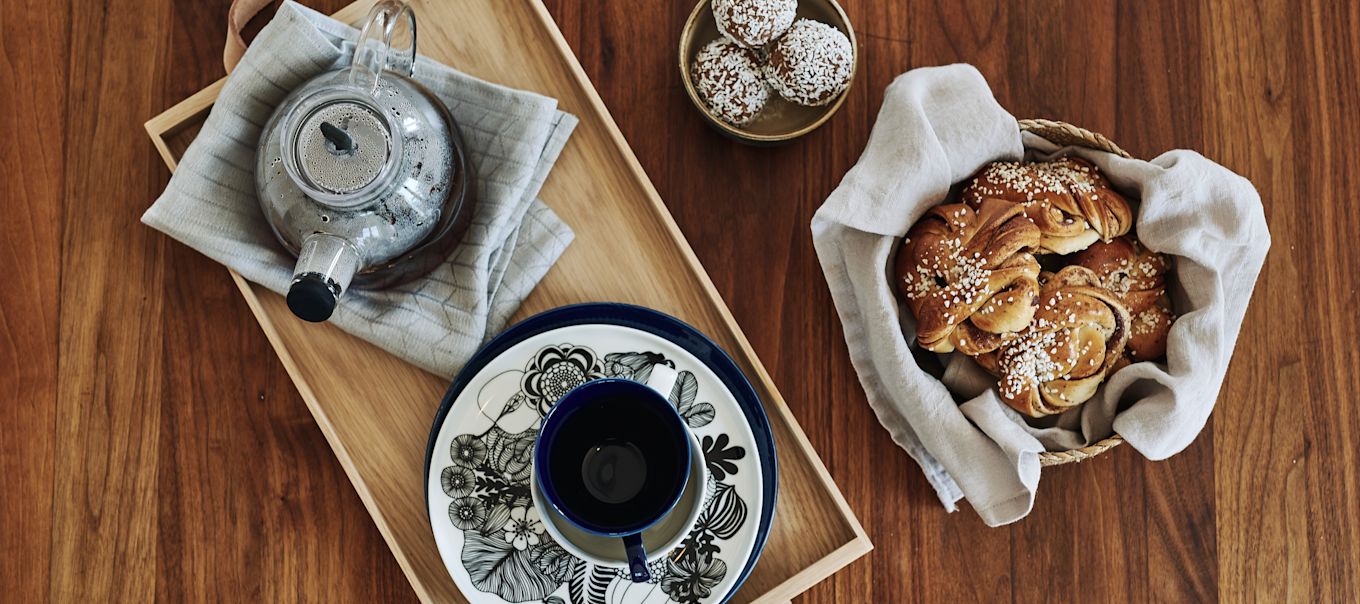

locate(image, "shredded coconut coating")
[[764, 19, 853, 106], [691, 38, 770, 126], [712, 0, 797, 48]]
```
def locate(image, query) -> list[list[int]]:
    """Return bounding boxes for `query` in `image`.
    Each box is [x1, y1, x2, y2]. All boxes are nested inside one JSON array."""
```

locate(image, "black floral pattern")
[[603, 351, 671, 382], [661, 556, 727, 601], [669, 370, 717, 429], [501, 506, 545, 550], [442, 465, 476, 498], [451, 433, 488, 468], [449, 496, 487, 531], [701, 434, 746, 481], [439, 344, 751, 604], [695, 483, 747, 540], [531, 542, 574, 583], [522, 346, 606, 415]]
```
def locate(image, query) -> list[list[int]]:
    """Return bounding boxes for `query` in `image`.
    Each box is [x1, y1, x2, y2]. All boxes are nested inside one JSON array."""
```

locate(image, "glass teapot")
[[255, 0, 473, 322]]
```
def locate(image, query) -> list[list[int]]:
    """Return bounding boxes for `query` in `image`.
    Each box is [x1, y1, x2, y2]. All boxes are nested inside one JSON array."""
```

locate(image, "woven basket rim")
[[1017, 117, 1129, 466]]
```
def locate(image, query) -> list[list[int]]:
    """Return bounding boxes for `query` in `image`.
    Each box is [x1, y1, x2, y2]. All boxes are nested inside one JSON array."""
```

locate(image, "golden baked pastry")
[[1126, 306, 1173, 363], [1071, 237, 1175, 361], [974, 266, 1131, 417], [960, 157, 1133, 254], [895, 158, 1176, 418], [895, 198, 1042, 356]]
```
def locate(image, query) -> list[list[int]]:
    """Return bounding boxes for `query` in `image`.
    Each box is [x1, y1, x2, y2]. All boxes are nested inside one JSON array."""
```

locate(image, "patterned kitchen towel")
[[812, 64, 1269, 526], [144, 1, 578, 378]]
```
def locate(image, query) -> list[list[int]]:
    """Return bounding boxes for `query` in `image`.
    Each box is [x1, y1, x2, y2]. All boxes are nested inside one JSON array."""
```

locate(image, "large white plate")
[[424, 304, 776, 604]]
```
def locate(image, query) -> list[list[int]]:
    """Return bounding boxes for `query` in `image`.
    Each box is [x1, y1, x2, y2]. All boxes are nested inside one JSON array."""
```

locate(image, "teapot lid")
[[281, 88, 403, 209], [278, 0, 419, 210]]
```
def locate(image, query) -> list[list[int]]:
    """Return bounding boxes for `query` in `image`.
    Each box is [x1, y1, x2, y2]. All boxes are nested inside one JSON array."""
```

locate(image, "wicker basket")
[[1017, 118, 1129, 466]]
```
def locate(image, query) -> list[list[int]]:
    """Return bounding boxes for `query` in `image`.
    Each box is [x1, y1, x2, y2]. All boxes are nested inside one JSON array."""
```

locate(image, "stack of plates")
[[425, 304, 778, 604]]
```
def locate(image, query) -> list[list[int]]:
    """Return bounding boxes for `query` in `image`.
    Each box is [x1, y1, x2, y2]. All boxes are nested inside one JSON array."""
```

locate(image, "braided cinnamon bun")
[[895, 198, 1042, 356], [1071, 237, 1175, 361], [960, 157, 1133, 255], [974, 266, 1131, 417]]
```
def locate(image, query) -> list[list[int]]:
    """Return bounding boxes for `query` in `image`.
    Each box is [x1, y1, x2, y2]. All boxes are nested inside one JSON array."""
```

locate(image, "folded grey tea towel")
[[144, 2, 578, 378], [812, 64, 1270, 526]]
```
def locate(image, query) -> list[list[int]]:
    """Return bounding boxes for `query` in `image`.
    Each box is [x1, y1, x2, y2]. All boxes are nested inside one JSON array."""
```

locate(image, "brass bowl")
[[678, 0, 857, 145]]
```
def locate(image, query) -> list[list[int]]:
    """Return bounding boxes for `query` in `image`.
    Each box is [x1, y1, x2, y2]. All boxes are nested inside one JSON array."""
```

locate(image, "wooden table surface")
[[4, 0, 1358, 601]]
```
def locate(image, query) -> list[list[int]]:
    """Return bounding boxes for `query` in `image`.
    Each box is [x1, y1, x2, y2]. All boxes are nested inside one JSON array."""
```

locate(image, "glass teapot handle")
[[348, 0, 417, 96]]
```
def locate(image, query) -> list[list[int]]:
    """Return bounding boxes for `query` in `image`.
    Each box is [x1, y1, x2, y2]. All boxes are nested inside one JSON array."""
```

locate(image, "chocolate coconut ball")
[[712, 0, 797, 48], [691, 38, 770, 126], [764, 19, 853, 107]]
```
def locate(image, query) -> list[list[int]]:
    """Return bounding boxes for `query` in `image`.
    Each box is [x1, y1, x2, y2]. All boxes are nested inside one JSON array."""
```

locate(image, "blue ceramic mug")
[[533, 365, 690, 582]]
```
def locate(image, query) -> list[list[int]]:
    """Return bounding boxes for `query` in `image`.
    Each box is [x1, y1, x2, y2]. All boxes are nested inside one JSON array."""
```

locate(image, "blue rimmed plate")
[[424, 303, 777, 604]]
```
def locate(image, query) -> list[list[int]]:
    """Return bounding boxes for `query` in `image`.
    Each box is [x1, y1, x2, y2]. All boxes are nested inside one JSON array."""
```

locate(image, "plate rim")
[[422, 302, 779, 604]]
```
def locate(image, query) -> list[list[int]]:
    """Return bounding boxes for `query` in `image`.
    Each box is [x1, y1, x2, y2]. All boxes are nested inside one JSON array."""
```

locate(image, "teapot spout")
[[287, 233, 361, 322]]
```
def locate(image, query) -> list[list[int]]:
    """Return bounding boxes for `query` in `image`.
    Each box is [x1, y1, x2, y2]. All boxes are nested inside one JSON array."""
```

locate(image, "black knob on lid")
[[287, 275, 337, 322], [320, 120, 356, 155]]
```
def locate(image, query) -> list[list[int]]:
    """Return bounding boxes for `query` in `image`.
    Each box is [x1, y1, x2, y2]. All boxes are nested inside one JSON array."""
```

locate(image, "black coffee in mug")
[[538, 383, 689, 531], [534, 373, 692, 582]]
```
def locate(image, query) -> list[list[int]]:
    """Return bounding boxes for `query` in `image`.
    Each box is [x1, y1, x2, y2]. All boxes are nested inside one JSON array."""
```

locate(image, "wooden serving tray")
[[144, 0, 870, 602]]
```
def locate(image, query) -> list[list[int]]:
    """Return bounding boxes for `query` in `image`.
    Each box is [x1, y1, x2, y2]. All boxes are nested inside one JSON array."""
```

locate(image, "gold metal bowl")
[[678, 0, 857, 145]]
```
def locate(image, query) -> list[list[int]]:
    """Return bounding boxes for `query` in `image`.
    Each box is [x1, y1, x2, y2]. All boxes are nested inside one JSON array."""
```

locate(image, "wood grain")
[[46, 0, 171, 598], [4, 0, 1359, 602], [1204, 1, 1360, 602], [0, 0, 66, 601]]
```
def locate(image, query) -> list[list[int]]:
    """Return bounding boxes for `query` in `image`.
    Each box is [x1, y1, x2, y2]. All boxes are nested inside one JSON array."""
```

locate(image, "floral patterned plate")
[[424, 304, 777, 604]]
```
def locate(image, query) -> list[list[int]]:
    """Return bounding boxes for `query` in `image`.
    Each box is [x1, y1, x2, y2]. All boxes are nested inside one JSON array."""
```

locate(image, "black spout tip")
[[287, 276, 337, 323]]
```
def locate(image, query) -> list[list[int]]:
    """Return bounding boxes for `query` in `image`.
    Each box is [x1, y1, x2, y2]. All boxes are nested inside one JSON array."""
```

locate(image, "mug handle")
[[645, 365, 679, 401], [622, 533, 650, 582]]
